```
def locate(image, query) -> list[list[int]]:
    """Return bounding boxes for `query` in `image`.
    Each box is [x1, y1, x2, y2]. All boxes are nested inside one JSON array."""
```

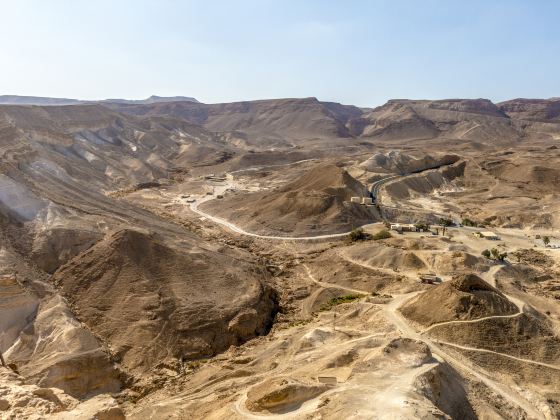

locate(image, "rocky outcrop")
[[52, 229, 278, 374], [246, 377, 328, 412], [360, 151, 460, 175], [4, 294, 121, 398], [0, 367, 124, 419], [201, 164, 380, 236]]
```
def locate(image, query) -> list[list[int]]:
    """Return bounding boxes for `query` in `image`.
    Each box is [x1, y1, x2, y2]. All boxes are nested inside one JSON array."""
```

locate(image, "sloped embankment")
[[201, 164, 380, 236], [399, 274, 518, 327], [52, 229, 278, 374]]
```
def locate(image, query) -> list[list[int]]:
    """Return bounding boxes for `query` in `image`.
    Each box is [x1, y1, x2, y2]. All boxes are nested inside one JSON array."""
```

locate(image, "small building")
[[361, 197, 373, 205], [474, 231, 500, 240], [390, 223, 417, 233], [418, 273, 441, 284], [350, 197, 361, 204]]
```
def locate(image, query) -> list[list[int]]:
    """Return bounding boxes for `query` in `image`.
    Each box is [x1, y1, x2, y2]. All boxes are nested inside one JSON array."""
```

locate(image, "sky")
[[0, 0, 559, 107]]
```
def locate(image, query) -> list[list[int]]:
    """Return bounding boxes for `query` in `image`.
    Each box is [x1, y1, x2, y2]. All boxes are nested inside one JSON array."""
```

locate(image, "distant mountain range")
[[0, 94, 199, 106]]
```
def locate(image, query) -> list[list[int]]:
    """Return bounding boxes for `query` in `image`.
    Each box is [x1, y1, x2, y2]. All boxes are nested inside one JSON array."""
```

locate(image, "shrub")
[[414, 223, 429, 231], [481, 249, 491, 258], [490, 248, 507, 261], [439, 218, 453, 227], [372, 229, 392, 240], [462, 218, 477, 227], [319, 294, 362, 311], [348, 228, 372, 242]]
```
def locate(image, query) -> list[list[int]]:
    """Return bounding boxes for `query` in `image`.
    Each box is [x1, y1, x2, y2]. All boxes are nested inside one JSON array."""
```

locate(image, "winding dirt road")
[[383, 293, 546, 419], [188, 173, 377, 241]]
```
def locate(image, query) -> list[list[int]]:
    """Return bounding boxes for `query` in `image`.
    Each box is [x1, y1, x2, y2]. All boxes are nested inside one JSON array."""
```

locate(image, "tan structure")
[[473, 231, 500, 240], [390, 223, 417, 232]]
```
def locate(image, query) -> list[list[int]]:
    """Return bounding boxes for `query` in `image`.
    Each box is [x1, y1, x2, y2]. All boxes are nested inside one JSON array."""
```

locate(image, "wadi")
[[1, 95, 560, 419]]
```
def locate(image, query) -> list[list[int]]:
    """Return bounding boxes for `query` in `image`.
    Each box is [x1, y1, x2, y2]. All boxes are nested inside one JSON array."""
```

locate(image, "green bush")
[[482, 248, 506, 261], [414, 223, 429, 231], [348, 228, 372, 242], [462, 218, 477, 227], [372, 229, 392, 240]]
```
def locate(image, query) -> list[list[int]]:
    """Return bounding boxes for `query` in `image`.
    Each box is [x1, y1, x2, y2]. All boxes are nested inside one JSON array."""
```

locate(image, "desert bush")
[[319, 294, 362, 311], [462, 218, 477, 227], [372, 229, 392, 240], [348, 228, 372, 242]]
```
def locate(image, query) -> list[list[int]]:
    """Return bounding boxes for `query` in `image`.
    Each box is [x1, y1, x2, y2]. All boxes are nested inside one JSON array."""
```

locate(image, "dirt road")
[[384, 293, 547, 419]]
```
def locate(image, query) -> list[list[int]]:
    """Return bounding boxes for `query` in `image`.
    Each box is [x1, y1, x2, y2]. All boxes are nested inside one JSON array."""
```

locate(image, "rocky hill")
[[109, 97, 364, 148], [498, 98, 560, 122], [400, 274, 518, 327], [52, 229, 278, 374], [201, 163, 379, 236], [360, 151, 460, 174]]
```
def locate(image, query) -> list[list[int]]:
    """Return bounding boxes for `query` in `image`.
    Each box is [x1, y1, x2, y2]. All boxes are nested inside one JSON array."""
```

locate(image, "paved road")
[[370, 174, 401, 203]]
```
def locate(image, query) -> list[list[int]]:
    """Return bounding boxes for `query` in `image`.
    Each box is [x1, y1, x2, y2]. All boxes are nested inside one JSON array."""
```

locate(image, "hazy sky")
[[1, 0, 559, 106]]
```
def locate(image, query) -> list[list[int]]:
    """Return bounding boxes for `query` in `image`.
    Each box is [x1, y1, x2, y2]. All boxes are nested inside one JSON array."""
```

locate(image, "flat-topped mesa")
[[498, 98, 560, 122], [382, 98, 506, 117]]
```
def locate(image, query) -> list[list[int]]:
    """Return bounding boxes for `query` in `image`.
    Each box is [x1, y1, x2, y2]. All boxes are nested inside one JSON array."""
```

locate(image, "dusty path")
[[384, 293, 546, 419], [303, 264, 367, 296], [337, 251, 417, 281], [301, 264, 367, 317], [229, 158, 318, 175], [189, 175, 376, 240], [460, 123, 481, 138], [232, 360, 439, 420], [436, 340, 560, 371], [421, 311, 524, 333], [421, 264, 526, 333], [189, 160, 458, 240]]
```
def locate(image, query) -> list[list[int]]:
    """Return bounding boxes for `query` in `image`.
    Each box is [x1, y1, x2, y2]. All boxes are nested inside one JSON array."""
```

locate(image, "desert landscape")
[[0, 93, 559, 419]]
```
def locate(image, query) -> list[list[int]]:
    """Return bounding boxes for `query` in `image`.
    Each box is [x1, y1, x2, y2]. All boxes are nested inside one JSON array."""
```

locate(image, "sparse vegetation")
[[439, 218, 453, 227], [543, 236, 550, 246], [288, 319, 313, 328], [348, 227, 372, 242], [414, 223, 430, 231], [372, 229, 392, 240], [438, 218, 453, 236], [319, 294, 362, 311], [482, 248, 507, 261], [185, 358, 209, 370], [462, 217, 477, 227]]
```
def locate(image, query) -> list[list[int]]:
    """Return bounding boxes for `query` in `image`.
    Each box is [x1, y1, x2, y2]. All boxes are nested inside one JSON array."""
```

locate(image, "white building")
[[390, 223, 417, 232], [474, 231, 500, 240]]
